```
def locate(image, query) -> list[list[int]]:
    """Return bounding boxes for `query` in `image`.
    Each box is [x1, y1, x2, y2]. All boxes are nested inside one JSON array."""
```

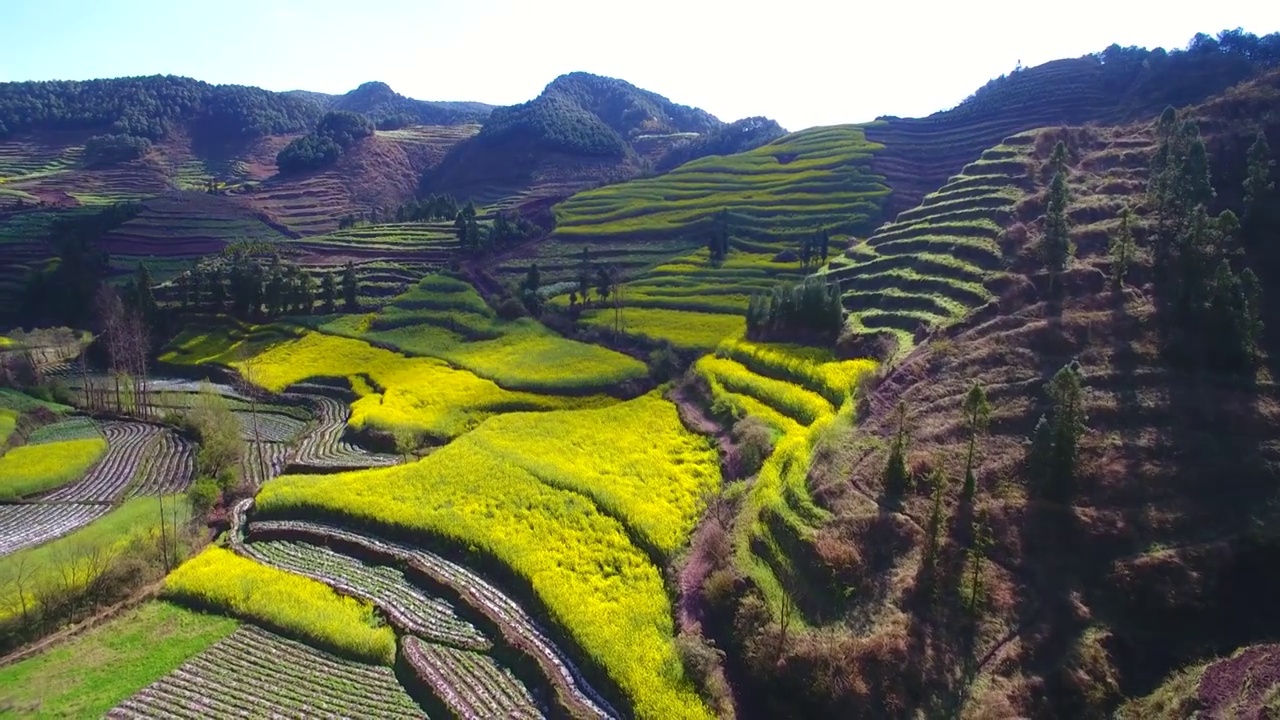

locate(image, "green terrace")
[[822, 136, 1034, 357], [552, 125, 891, 246]]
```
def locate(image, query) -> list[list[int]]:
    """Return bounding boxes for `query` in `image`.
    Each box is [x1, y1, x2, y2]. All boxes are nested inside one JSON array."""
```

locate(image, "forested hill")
[[297, 81, 493, 130], [868, 28, 1280, 214], [474, 72, 724, 157], [0, 76, 322, 141], [0, 76, 490, 144]]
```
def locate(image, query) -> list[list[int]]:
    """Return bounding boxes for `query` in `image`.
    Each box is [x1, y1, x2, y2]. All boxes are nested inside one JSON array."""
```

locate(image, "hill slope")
[[695, 69, 1280, 719], [868, 31, 1280, 217]]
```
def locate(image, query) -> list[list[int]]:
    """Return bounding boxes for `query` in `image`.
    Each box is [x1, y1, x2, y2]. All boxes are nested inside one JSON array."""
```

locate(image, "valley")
[[1, 26, 1280, 720]]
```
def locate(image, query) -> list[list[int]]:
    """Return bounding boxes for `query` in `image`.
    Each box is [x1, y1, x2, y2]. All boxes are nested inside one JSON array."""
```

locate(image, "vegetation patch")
[[0, 601, 236, 719], [163, 546, 396, 665], [0, 437, 106, 500]]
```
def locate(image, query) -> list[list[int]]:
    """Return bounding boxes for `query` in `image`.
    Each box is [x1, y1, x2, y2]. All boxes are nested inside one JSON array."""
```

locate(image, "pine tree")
[[965, 511, 993, 618], [883, 400, 912, 497], [132, 263, 158, 322], [962, 383, 991, 501], [1044, 170, 1072, 284], [1043, 361, 1086, 501], [341, 262, 358, 312], [922, 466, 948, 602], [1244, 131, 1275, 227], [524, 263, 541, 294], [1049, 139, 1068, 176], [1109, 206, 1136, 289], [321, 273, 337, 314]]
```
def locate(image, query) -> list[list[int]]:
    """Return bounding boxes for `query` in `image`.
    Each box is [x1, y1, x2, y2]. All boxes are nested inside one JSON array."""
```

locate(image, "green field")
[[0, 601, 237, 718], [554, 125, 890, 245]]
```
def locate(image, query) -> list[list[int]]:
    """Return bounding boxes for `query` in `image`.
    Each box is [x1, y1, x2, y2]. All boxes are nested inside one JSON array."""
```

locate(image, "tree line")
[[745, 277, 844, 344], [172, 252, 359, 320]]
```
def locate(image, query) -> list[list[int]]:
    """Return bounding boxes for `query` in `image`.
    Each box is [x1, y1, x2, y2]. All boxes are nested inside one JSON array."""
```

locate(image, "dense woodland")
[[0, 75, 321, 141], [323, 81, 491, 129], [475, 72, 722, 156]]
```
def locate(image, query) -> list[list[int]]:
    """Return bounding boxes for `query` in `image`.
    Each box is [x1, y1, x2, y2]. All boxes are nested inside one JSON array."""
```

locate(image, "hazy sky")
[[2, 1, 1278, 130]]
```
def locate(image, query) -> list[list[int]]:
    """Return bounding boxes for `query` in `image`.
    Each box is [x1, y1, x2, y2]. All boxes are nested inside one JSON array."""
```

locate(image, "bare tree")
[[237, 351, 268, 486], [94, 286, 127, 414]]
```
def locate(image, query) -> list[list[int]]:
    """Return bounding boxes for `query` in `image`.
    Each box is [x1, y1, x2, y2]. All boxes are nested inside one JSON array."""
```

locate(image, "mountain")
[[421, 72, 780, 212], [315, 81, 493, 129]]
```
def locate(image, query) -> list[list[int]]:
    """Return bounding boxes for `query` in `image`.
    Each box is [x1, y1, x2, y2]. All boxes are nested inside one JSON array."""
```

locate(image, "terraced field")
[[308, 272, 649, 393], [99, 192, 288, 270], [110, 625, 423, 719], [695, 340, 877, 617], [553, 125, 890, 246], [246, 124, 478, 235], [823, 133, 1033, 356], [563, 247, 808, 351]]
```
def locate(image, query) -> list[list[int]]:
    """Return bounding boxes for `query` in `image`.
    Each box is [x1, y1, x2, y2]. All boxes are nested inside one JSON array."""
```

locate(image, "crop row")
[[241, 441, 289, 489], [0, 502, 111, 556], [403, 636, 543, 719], [289, 396, 400, 470], [108, 625, 423, 719], [234, 410, 307, 444], [25, 416, 100, 444], [248, 518, 617, 719], [38, 422, 160, 502], [245, 537, 491, 650], [126, 429, 195, 497]]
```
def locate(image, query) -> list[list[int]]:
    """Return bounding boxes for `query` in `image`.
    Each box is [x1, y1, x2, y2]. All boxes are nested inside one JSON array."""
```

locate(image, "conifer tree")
[[962, 383, 991, 501], [341, 262, 358, 312], [1044, 170, 1072, 288], [1109, 206, 1136, 289], [922, 466, 948, 602], [1045, 361, 1086, 501], [1244, 131, 1275, 228], [320, 273, 337, 314], [883, 400, 912, 497], [1049, 139, 1068, 176]]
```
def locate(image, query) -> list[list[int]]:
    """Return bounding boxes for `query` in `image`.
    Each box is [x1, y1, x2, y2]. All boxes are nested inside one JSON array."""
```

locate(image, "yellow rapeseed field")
[[466, 392, 720, 555], [694, 355, 833, 426], [256, 438, 714, 720], [170, 327, 614, 440], [581, 307, 745, 351], [163, 546, 395, 665], [716, 339, 878, 407], [0, 437, 106, 500]]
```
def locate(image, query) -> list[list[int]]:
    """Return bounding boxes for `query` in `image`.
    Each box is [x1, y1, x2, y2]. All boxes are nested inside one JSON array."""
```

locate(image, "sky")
[[2, 1, 1278, 131]]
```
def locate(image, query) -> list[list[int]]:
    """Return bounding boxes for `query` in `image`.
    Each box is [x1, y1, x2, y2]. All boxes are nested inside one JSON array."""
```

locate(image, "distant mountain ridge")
[[291, 81, 494, 129]]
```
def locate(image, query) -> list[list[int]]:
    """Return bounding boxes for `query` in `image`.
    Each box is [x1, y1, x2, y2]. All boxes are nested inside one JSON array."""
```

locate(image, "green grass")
[[0, 437, 106, 500], [554, 125, 889, 246], [0, 601, 237, 718], [0, 497, 192, 622], [0, 409, 16, 447]]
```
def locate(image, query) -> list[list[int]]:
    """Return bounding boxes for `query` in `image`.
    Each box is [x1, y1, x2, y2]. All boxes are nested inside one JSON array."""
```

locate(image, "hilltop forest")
[[1, 26, 1280, 720]]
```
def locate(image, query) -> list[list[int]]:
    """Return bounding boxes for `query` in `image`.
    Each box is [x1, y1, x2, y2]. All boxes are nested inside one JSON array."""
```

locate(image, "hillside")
[[869, 31, 1280, 217], [683, 69, 1280, 719]]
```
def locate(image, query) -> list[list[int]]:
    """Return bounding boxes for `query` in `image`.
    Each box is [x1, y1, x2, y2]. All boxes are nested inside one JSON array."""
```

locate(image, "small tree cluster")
[[1148, 112, 1265, 372], [276, 110, 374, 174], [454, 201, 484, 254], [798, 228, 831, 269], [1027, 361, 1086, 502], [745, 277, 844, 343]]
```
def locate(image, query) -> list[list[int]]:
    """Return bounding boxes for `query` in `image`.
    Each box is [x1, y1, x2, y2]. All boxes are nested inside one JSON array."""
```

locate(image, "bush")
[[188, 477, 219, 516], [732, 415, 774, 478]]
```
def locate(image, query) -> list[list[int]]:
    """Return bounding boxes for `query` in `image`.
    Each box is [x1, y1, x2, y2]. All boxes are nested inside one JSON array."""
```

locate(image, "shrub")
[[732, 415, 774, 478], [84, 133, 151, 165]]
